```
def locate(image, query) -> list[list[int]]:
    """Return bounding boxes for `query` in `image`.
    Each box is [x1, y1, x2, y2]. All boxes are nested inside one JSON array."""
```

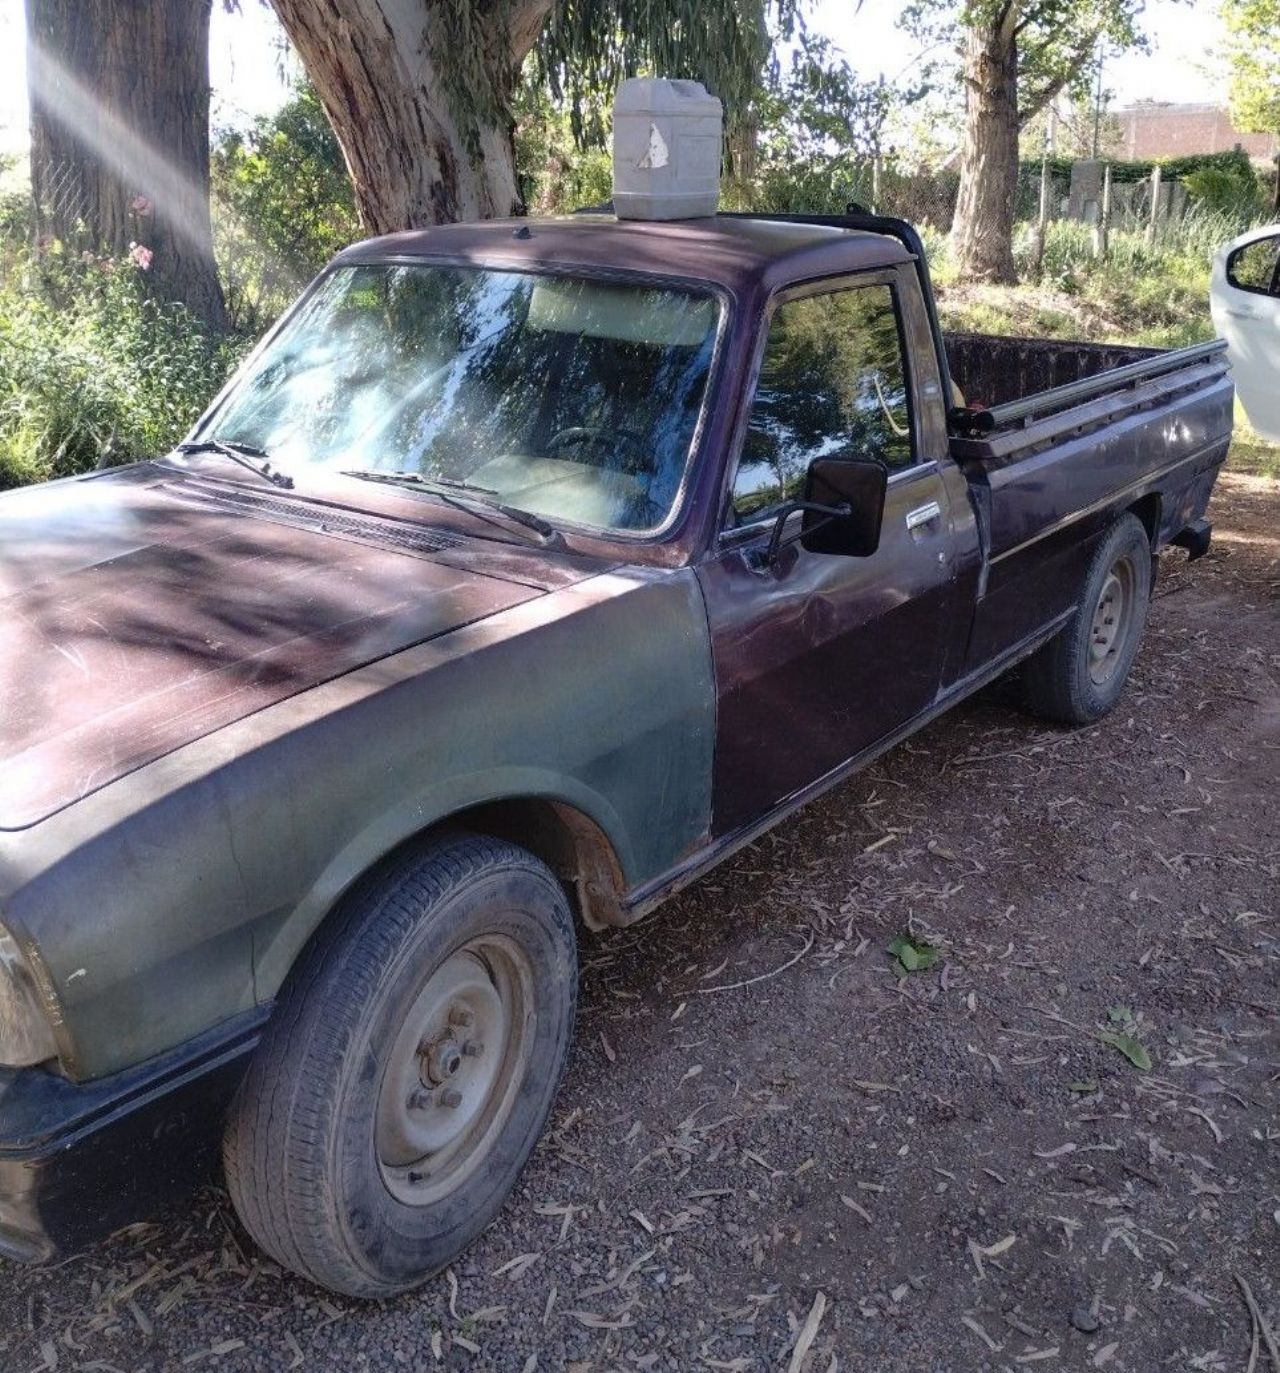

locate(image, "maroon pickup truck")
[[0, 209, 1232, 1296]]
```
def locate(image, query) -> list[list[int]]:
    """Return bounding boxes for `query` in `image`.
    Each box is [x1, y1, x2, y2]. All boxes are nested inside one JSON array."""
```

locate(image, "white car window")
[[1226, 237, 1280, 296]]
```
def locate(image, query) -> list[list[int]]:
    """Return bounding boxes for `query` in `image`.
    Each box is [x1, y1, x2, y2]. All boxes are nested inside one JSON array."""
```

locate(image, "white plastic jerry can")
[[612, 78, 724, 221]]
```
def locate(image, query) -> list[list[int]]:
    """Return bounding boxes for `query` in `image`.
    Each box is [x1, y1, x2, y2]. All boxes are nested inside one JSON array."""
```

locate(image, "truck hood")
[[0, 467, 570, 830]]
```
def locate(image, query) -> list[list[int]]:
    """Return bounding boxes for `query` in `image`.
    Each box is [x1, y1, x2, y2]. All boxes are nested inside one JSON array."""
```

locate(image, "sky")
[[811, 0, 1225, 106], [0, 0, 1228, 159]]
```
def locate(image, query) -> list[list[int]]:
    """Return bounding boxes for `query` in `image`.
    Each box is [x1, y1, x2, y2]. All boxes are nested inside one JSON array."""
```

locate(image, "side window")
[[1227, 237, 1280, 295], [731, 283, 913, 524]]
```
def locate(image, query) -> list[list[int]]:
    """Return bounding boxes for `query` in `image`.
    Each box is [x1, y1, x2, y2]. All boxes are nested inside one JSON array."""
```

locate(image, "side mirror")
[[800, 457, 888, 557], [759, 457, 888, 565]]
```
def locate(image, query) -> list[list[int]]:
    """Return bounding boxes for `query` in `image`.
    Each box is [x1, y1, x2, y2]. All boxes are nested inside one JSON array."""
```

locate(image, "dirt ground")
[[2, 470, 1277, 1373]]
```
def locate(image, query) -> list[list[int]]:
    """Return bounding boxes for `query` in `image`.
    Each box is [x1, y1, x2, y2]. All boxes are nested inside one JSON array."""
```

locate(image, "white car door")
[[1210, 226, 1280, 442]]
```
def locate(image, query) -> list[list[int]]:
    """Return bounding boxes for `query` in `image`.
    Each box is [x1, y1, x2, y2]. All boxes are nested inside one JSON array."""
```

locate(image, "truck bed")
[[944, 332, 1160, 411], [944, 331, 1231, 467], [941, 328, 1234, 669]]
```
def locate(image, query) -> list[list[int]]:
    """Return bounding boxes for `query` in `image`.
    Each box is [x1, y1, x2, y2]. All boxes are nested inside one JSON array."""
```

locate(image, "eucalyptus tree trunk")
[[270, 0, 554, 234], [951, 5, 1020, 284], [25, 0, 227, 330]]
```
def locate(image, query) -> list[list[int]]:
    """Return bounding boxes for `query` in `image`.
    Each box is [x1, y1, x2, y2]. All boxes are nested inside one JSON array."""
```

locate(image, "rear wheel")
[[223, 832, 577, 1297], [1021, 513, 1152, 725]]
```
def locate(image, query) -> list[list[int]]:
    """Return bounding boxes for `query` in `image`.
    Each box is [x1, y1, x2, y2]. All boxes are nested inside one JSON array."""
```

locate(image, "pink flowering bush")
[[128, 242, 154, 271]]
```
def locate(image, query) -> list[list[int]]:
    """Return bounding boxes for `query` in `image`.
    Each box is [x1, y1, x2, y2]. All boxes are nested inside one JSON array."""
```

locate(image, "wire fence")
[[32, 160, 89, 235]]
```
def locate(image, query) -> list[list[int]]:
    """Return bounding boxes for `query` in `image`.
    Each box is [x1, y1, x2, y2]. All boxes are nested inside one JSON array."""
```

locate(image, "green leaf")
[[887, 935, 939, 975], [1068, 1079, 1098, 1094], [1097, 1031, 1152, 1071]]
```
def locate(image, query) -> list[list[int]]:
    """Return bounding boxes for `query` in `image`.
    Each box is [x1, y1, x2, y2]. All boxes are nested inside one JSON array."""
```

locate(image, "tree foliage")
[[735, 34, 910, 214], [513, 81, 613, 215], [1222, 0, 1280, 138], [905, 0, 1145, 129], [212, 84, 359, 327], [533, 0, 801, 145]]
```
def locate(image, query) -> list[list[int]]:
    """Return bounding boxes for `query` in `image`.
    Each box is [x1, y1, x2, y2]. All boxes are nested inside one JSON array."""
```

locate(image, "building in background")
[[1114, 102, 1278, 164]]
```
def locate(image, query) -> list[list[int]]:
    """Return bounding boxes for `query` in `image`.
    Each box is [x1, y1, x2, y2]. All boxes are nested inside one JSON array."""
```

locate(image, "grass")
[[932, 220, 1221, 350], [1227, 418, 1280, 480]]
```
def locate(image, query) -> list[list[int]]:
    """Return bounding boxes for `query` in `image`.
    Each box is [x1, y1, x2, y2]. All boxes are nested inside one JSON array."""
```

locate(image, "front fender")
[[0, 569, 715, 1079]]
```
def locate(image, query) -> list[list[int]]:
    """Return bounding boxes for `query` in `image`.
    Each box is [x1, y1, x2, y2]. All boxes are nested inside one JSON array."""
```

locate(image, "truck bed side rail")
[[950, 338, 1230, 440], [948, 347, 1232, 464]]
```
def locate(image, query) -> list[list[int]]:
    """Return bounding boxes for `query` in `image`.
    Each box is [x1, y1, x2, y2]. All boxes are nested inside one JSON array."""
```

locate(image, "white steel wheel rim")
[[376, 935, 534, 1207], [1088, 556, 1135, 686]]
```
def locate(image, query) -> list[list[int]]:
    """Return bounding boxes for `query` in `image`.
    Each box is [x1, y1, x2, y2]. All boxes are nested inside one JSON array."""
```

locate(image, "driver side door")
[[696, 272, 965, 838]]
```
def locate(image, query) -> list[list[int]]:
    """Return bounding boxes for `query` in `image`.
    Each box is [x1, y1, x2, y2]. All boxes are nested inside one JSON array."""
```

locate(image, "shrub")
[[0, 243, 243, 490], [212, 85, 361, 332], [1182, 166, 1265, 219]]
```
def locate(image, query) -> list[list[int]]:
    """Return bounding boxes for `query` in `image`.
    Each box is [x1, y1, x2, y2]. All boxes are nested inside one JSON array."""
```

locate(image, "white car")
[[1210, 225, 1280, 443]]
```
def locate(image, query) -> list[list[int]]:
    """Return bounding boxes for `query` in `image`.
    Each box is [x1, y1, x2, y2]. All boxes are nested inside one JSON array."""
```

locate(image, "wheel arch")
[[252, 781, 637, 1005], [1125, 492, 1162, 547]]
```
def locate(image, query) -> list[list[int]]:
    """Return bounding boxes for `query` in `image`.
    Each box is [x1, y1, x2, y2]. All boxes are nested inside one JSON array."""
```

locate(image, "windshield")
[[200, 263, 720, 534]]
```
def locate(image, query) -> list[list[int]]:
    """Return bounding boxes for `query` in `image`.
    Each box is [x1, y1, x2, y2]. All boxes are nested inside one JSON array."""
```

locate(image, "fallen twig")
[[694, 931, 815, 994], [1236, 1273, 1280, 1373]]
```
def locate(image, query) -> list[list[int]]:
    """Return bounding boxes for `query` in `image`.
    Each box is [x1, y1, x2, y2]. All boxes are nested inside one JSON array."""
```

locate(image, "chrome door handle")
[[905, 501, 942, 531]]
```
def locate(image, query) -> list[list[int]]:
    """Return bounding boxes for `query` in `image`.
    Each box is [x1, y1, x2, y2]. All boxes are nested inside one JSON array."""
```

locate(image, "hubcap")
[[1088, 556, 1135, 686], [375, 937, 533, 1206]]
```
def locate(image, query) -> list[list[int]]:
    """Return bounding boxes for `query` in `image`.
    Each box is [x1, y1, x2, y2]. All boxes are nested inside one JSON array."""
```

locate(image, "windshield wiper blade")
[[178, 438, 294, 490], [340, 469, 562, 547]]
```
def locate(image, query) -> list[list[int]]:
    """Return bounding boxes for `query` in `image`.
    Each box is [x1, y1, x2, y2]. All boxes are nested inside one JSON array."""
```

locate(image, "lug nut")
[[407, 1089, 432, 1111], [439, 1088, 463, 1108], [462, 1041, 483, 1058], [449, 1007, 475, 1029]]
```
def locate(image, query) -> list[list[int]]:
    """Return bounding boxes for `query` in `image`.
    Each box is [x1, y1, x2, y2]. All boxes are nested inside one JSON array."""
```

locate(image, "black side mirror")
[[760, 457, 888, 564], [800, 457, 888, 557]]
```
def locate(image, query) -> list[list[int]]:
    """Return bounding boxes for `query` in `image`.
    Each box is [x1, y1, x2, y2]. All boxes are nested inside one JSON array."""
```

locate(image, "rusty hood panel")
[[0, 469, 557, 830]]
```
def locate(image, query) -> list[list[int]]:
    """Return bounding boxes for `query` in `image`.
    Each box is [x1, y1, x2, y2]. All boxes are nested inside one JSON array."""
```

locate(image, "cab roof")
[[335, 213, 913, 297]]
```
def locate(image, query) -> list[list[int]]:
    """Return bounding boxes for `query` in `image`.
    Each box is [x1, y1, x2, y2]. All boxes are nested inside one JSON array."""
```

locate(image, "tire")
[[223, 832, 577, 1298], [1021, 513, 1153, 726]]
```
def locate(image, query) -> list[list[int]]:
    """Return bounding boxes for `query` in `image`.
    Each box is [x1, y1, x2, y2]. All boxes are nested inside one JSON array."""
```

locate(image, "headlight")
[[0, 926, 59, 1067]]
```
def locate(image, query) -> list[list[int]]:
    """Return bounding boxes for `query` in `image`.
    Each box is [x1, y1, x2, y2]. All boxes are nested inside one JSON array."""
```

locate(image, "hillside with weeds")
[[930, 207, 1251, 351]]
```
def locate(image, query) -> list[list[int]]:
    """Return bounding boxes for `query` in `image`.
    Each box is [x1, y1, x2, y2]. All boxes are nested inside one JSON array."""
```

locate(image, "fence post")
[[1093, 163, 1112, 260], [1146, 164, 1162, 244], [1032, 156, 1051, 276], [871, 153, 883, 214]]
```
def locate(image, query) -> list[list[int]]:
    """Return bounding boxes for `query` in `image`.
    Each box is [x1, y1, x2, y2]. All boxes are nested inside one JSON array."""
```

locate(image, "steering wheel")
[[546, 425, 648, 472]]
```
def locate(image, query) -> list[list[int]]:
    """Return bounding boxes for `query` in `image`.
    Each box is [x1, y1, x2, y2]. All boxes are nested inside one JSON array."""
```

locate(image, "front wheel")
[[1021, 513, 1153, 725], [223, 832, 577, 1297]]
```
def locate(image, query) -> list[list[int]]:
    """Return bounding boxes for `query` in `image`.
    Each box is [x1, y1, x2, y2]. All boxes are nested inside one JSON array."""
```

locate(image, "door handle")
[[1226, 307, 1260, 320], [905, 500, 942, 531]]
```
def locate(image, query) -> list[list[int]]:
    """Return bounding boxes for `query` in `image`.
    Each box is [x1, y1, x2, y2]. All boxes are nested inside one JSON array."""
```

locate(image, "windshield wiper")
[[178, 437, 294, 490], [340, 469, 562, 547]]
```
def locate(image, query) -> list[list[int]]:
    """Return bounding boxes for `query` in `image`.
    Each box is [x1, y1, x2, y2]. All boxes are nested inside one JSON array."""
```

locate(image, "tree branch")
[[1018, 73, 1072, 125], [996, 0, 1021, 44]]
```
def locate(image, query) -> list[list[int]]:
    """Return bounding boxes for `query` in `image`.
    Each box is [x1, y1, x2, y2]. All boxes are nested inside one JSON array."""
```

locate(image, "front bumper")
[[0, 1008, 268, 1262]]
